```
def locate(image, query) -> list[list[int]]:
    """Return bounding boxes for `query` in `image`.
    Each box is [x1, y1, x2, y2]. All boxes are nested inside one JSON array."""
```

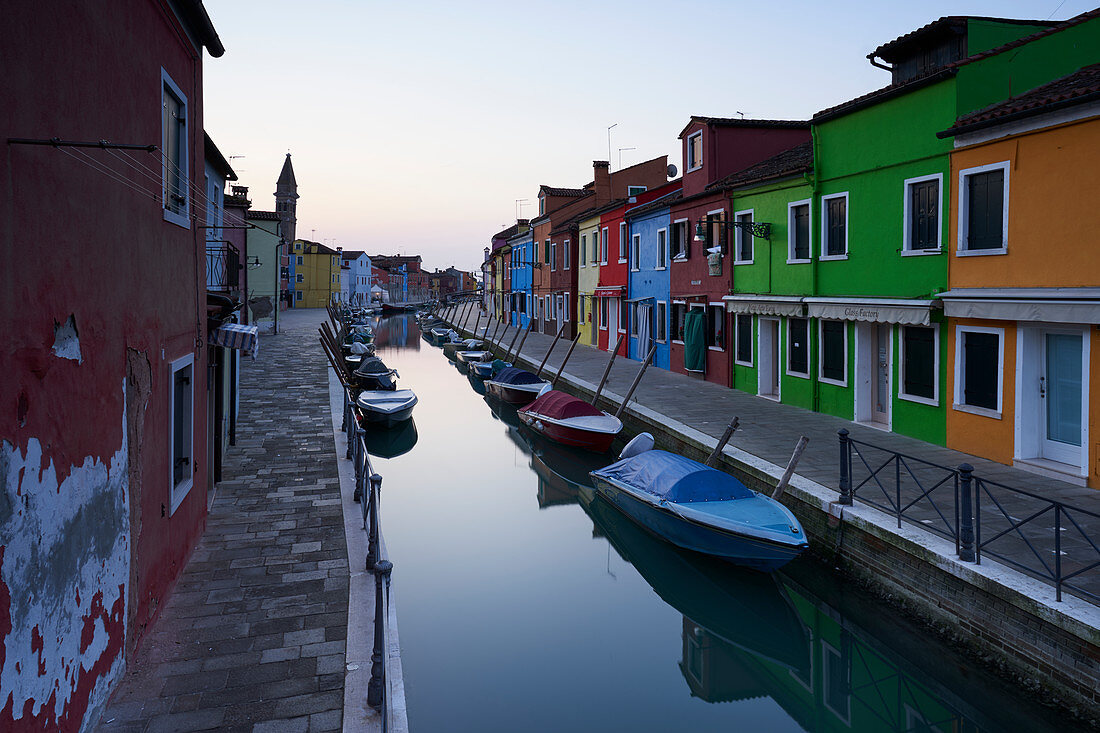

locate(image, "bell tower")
[[275, 153, 298, 243]]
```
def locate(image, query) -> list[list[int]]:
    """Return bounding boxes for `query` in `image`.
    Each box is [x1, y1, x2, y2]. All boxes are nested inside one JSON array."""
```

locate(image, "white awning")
[[804, 297, 939, 326], [722, 295, 805, 317], [937, 288, 1100, 324], [209, 323, 259, 360]]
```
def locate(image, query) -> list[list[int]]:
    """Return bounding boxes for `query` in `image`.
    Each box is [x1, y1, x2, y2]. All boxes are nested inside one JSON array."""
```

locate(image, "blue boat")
[[589, 449, 808, 571], [484, 366, 550, 404]]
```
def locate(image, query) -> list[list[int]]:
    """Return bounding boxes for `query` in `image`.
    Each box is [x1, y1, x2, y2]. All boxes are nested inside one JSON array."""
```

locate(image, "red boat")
[[517, 390, 623, 453]]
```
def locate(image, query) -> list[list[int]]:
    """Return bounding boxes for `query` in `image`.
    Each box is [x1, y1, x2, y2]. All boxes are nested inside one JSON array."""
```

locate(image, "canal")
[[365, 315, 1069, 733]]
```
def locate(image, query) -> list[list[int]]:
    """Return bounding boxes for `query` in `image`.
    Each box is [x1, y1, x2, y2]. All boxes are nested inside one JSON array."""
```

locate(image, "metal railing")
[[837, 429, 1100, 604], [342, 389, 396, 729], [206, 241, 241, 292]]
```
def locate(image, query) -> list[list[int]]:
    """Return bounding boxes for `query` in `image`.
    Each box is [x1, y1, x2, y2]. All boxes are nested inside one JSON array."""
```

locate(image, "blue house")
[[626, 190, 681, 371], [508, 223, 533, 328]]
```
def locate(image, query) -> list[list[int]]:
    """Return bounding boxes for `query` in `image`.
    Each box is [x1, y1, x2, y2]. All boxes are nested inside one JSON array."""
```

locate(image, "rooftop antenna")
[[736, 111, 746, 119], [607, 123, 617, 166], [515, 199, 529, 220], [618, 147, 636, 170]]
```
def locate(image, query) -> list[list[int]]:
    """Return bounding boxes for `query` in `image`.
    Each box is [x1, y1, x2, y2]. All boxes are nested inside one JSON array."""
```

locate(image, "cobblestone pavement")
[[451, 308, 1100, 600], [98, 309, 347, 733]]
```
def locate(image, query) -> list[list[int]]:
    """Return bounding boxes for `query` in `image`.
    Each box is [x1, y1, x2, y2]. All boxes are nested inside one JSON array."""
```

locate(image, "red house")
[[668, 118, 810, 386], [1, 2, 225, 730]]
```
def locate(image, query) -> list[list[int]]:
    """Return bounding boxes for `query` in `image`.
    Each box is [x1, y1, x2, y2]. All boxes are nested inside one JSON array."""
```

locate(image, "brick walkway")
[[98, 309, 348, 733]]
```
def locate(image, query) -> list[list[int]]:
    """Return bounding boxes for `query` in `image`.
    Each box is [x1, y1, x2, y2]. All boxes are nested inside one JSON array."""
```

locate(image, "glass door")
[[872, 324, 890, 425], [1041, 332, 1083, 466]]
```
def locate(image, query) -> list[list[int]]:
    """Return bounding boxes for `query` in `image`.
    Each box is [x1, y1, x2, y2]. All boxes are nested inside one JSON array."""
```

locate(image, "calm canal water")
[[364, 315, 1068, 733]]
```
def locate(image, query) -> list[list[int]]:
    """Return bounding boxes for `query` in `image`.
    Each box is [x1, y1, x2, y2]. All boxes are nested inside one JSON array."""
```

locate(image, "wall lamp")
[[693, 217, 771, 243]]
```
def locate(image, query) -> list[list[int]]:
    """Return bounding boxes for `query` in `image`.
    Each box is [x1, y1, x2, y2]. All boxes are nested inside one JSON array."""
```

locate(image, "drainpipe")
[[808, 125, 822, 412], [274, 240, 285, 335]]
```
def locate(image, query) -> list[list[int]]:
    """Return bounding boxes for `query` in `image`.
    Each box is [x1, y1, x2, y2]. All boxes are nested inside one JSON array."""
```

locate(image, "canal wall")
[[479, 335, 1100, 724]]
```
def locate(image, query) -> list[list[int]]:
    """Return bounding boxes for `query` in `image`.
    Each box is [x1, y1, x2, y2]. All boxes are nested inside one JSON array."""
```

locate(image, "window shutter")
[[963, 331, 998, 409], [967, 171, 1004, 250]]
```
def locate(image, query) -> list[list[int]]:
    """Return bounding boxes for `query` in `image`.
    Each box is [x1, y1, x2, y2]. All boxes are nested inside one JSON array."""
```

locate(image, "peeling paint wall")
[[0, 383, 130, 731]]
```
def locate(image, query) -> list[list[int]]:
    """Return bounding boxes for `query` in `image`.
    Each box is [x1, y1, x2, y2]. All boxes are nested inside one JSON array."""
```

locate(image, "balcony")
[[207, 241, 242, 294]]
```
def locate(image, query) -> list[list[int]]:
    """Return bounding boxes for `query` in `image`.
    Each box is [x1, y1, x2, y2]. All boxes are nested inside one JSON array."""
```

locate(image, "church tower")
[[274, 153, 298, 244]]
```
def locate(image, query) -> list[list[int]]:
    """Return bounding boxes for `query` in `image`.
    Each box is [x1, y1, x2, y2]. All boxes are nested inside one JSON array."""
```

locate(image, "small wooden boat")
[[443, 338, 482, 359], [485, 367, 551, 404], [357, 389, 418, 427], [589, 444, 808, 571], [455, 349, 491, 364], [352, 356, 397, 391], [471, 359, 509, 379], [517, 390, 622, 453]]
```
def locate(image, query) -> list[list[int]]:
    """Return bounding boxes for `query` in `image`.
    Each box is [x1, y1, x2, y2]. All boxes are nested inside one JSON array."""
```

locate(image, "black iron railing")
[[342, 389, 397, 730], [837, 429, 1100, 604], [207, 241, 241, 292]]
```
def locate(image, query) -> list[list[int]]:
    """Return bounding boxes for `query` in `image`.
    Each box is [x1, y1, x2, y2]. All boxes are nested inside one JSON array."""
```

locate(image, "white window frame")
[[169, 353, 194, 515], [821, 640, 852, 725], [296, 273, 304, 283], [550, 241, 556, 272], [590, 230, 598, 264], [820, 191, 849, 261], [733, 208, 754, 265], [787, 199, 812, 264], [707, 302, 725, 352], [618, 222, 627, 263], [734, 313, 753, 367], [818, 319, 849, 387], [957, 160, 1010, 256], [630, 234, 641, 272], [627, 185, 647, 197], [686, 130, 703, 172], [580, 234, 587, 268], [656, 228, 668, 270], [599, 297, 608, 330], [898, 323, 940, 406], [161, 68, 190, 229], [672, 218, 689, 261], [671, 300, 687, 344], [656, 300, 667, 343], [953, 324, 1005, 418], [786, 317, 811, 378], [618, 298, 627, 333], [563, 239, 570, 269], [901, 173, 943, 255], [564, 295, 570, 323], [629, 303, 639, 337], [600, 226, 609, 265]]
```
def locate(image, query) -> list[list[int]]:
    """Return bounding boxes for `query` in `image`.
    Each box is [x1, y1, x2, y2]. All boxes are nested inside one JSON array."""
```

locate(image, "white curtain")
[[638, 304, 651, 357]]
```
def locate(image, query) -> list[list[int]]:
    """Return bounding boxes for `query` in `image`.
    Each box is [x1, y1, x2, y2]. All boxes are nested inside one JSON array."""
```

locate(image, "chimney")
[[593, 160, 611, 206]]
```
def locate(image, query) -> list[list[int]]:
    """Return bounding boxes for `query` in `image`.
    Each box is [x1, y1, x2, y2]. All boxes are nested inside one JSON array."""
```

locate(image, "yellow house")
[[577, 211, 603, 347], [291, 239, 341, 308]]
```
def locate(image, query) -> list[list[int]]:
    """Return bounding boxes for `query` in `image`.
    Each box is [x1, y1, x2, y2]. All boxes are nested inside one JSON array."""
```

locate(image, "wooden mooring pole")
[[504, 320, 523, 360], [536, 325, 565, 378], [772, 437, 810, 500], [489, 318, 503, 351], [593, 331, 626, 407], [704, 418, 740, 467], [614, 345, 655, 419], [551, 333, 582, 388], [509, 320, 534, 362]]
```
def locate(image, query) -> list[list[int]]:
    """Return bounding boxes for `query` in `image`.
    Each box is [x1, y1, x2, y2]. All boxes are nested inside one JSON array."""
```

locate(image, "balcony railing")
[[206, 241, 241, 292]]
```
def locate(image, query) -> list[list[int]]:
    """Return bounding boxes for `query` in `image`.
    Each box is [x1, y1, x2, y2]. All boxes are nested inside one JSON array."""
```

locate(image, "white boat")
[[356, 389, 418, 427]]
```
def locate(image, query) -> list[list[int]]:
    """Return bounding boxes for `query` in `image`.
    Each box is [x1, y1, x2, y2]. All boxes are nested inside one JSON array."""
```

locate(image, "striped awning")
[[210, 323, 259, 360]]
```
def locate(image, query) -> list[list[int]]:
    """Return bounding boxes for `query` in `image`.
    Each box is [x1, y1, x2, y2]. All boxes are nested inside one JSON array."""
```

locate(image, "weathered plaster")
[[0, 381, 130, 730], [51, 316, 82, 364]]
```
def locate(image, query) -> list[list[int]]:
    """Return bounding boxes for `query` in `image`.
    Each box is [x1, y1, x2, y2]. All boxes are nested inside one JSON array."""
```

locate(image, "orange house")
[[938, 65, 1100, 488]]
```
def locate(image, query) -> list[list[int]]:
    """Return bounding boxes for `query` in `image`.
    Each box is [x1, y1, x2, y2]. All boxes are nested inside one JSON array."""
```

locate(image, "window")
[[631, 234, 640, 271], [671, 303, 688, 342], [627, 185, 646, 196], [671, 220, 689, 260], [821, 192, 848, 258], [704, 211, 725, 255], [787, 318, 809, 376], [169, 354, 194, 514], [630, 303, 639, 337], [599, 297, 609, 330], [657, 228, 667, 269], [959, 162, 1009, 254], [708, 305, 724, 349], [296, 255, 303, 265], [788, 200, 811, 262], [580, 235, 587, 268], [900, 325, 938, 404], [822, 641, 851, 724], [734, 210, 753, 263], [687, 130, 703, 171], [539, 197, 545, 216], [955, 326, 1003, 414], [820, 320, 847, 385], [564, 295, 570, 322], [601, 227, 609, 264], [296, 290, 302, 301], [296, 273, 304, 283], [161, 70, 188, 227], [620, 298, 628, 332], [619, 222, 627, 262], [735, 314, 752, 366], [656, 301, 667, 342], [544, 239, 550, 264], [577, 294, 585, 323], [550, 241, 556, 272], [564, 239, 570, 269], [903, 174, 942, 252]]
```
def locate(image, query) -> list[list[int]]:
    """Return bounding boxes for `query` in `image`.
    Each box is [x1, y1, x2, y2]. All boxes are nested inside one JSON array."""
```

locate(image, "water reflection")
[[363, 418, 418, 459], [374, 314, 1069, 733]]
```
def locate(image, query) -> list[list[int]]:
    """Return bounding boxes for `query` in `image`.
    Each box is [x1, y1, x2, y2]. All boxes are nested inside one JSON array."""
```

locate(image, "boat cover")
[[593, 450, 753, 503], [494, 367, 543, 386], [522, 390, 602, 419], [354, 356, 390, 378]]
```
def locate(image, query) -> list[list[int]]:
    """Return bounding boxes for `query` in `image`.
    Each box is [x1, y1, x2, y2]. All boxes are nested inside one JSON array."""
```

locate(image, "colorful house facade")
[[507, 223, 532, 328], [626, 187, 683, 369]]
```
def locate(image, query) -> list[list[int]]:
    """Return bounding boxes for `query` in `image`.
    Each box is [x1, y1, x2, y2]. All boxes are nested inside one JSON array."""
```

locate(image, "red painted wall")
[[681, 121, 810, 198], [1, 1, 214, 729]]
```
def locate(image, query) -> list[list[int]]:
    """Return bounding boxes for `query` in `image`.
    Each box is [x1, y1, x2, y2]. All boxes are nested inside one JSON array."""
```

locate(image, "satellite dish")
[[667, 164, 678, 178]]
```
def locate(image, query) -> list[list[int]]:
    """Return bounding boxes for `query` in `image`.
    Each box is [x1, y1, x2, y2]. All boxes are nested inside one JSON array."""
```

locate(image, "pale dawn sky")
[[203, 0, 1089, 273]]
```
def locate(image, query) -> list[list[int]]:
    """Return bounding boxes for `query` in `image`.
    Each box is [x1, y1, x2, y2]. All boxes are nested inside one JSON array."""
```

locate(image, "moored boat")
[[471, 359, 510, 379], [517, 390, 622, 453], [485, 366, 551, 404], [455, 349, 491, 364], [356, 389, 418, 427], [443, 338, 482, 359], [352, 356, 398, 391], [589, 446, 808, 571]]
